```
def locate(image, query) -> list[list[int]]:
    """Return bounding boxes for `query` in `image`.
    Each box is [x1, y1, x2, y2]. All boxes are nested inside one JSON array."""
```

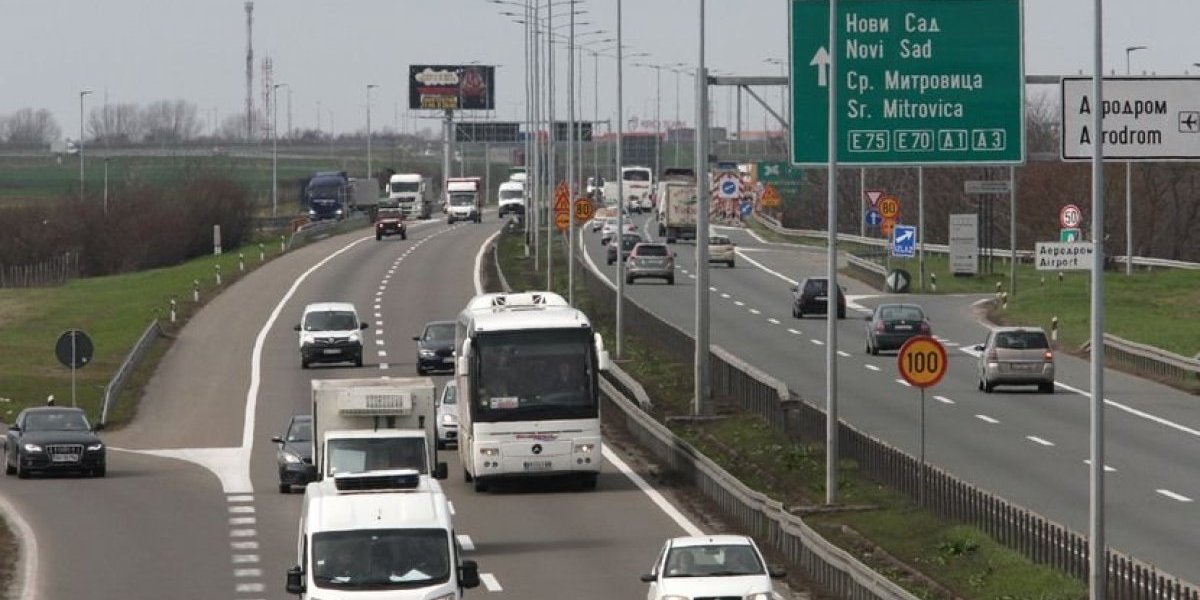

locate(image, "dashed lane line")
[[1026, 436, 1055, 447], [1156, 489, 1194, 503], [975, 414, 1000, 424]]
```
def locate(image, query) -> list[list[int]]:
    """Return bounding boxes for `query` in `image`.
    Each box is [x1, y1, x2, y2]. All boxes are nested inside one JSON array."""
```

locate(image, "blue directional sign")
[[865, 209, 883, 227], [721, 180, 738, 197], [740, 199, 753, 217], [892, 225, 916, 258]]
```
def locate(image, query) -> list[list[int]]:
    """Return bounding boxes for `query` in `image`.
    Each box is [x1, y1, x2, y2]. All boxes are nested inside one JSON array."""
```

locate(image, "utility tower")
[[244, 1, 254, 139], [262, 57, 274, 137]]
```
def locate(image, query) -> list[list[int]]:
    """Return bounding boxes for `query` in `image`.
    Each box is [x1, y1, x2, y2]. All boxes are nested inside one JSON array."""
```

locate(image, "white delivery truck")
[[387, 173, 431, 219], [497, 180, 525, 218], [285, 470, 481, 599], [656, 168, 699, 243], [445, 177, 482, 224], [309, 378, 448, 485]]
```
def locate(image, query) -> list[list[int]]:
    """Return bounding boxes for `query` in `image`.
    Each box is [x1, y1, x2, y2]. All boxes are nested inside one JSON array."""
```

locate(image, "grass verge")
[[496, 229, 1087, 600]]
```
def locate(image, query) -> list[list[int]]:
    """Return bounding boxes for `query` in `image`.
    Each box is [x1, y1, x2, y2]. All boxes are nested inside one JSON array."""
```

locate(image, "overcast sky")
[[2, 0, 1196, 139]]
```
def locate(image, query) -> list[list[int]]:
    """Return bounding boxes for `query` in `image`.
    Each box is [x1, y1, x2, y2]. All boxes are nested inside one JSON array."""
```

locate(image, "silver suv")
[[975, 326, 1055, 393], [625, 242, 675, 285]]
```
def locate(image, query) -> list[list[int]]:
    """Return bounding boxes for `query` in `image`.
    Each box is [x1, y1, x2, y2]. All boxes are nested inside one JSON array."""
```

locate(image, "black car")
[[4, 407, 106, 478], [607, 233, 642, 265], [790, 277, 846, 319], [271, 415, 315, 493], [865, 303, 931, 355], [414, 320, 456, 375]]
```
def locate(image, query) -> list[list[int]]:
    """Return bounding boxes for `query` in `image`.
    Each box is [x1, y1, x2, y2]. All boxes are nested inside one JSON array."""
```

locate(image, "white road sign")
[[949, 214, 979, 275], [1059, 204, 1082, 229], [1035, 242, 1094, 271], [1061, 77, 1200, 160]]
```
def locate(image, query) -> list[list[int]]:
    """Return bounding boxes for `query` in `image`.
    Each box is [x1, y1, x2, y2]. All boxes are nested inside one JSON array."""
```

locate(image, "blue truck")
[[300, 171, 350, 221]]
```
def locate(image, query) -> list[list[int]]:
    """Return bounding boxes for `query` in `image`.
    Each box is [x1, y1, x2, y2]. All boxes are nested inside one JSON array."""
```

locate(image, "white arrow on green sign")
[[789, 0, 1026, 166]]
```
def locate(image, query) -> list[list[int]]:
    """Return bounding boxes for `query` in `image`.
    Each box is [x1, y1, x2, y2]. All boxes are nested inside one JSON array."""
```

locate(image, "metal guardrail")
[[100, 319, 162, 425], [287, 213, 369, 250], [1085, 334, 1200, 391]]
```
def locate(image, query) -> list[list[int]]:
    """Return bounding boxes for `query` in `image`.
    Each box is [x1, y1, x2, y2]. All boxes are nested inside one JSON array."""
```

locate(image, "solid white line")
[[975, 414, 1000, 424], [748, 308, 761, 315], [231, 541, 259, 550], [0, 492, 38, 600], [448, 501, 455, 516], [235, 583, 265, 593], [933, 395, 954, 404], [811, 339, 824, 346], [480, 573, 503, 592], [767, 318, 781, 325], [226, 495, 254, 503], [228, 505, 255, 514], [837, 350, 850, 358], [474, 228, 504, 295], [1156, 489, 1194, 503], [787, 328, 802, 335], [232, 554, 259, 564], [895, 378, 912, 387], [1083, 460, 1117, 472], [1054, 380, 1200, 440], [734, 246, 797, 286], [456, 534, 475, 551], [1026, 436, 1055, 447], [602, 446, 704, 536], [865, 364, 881, 371], [233, 568, 262, 577]]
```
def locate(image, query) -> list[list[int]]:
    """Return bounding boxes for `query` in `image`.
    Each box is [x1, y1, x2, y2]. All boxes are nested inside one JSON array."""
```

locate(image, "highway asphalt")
[[580, 214, 1200, 583]]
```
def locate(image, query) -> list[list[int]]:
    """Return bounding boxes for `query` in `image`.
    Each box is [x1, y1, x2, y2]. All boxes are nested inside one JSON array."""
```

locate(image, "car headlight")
[[281, 451, 303, 464], [430, 593, 456, 600], [86, 443, 104, 452], [661, 596, 690, 600], [301, 334, 316, 345], [23, 443, 43, 453], [419, 349, 436, 358], [442, 414, 457, 424], [479, 447, 500, 457], [745, 593, 773, 600], [348, 332, 361, 344], [574, 443, 595, 453]]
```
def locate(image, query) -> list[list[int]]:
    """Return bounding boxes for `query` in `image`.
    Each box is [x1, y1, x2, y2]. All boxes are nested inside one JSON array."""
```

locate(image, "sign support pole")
[[1010, 166, 1018, 297], [919, 386, 925, 507], [693, 0, 711, 416], [71, 332, 77, 408], [824, 0, 839, 506], [918, 166, 925, 292], [1088, 1, 1107, 597]]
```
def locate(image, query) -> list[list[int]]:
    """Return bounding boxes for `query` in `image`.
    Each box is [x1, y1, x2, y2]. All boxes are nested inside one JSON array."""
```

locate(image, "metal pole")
[[547, 0, 556, 291], [79, 90, 91, 203], [568, 4, 576, 306], [71, 333, 77, 408], [1010, 165, 1017, 296], [524, 0, 533, 257], [367, 84, 377, 184], [674, 69, 681, 167], [1089, 2, 1106, 598], [615, 0, 625, 358], [593, 50, 600, 188], [918, 166, 924, 292], [443, 110, 452, 219], [654, 65, 662, 181], [825, 0, 840, 506], [103, 159, 109, 215], [919, 387, 926, 507], [859, 168, 865, 237], [693, 0, 710, 416], [272, 84, 280, 218], [1123, 46, 1144, 275], [531, 0, 540, 271]]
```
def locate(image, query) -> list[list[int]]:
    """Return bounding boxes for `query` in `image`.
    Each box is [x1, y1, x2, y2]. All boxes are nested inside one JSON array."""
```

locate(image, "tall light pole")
[[272, 83, 288, 218], [615, 0, 626, 358], [1123, 45, 1146, 275], [79, 89, 92, 203], [366, 84, 379, 183], [634, 62, 664, 180], [668, 62, 689, 166]]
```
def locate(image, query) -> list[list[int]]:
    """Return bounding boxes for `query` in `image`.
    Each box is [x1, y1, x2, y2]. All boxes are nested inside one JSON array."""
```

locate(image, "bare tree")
[[2, 107, 62, 146], [216, 109, 264, 140], [141, 99, 202, 143], [89, 102, 144, 145]]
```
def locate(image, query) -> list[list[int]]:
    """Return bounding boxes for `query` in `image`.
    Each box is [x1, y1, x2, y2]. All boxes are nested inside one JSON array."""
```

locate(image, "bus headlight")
[[479, 447, 499, 457], [573, 443, 595, 454]]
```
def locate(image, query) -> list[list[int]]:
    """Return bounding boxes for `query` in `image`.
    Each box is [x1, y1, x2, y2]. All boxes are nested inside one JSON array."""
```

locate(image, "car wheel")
[[977, 378, 984, 391], [625, 276, 633, 284], [4, 453, 14, 476], [16, 458, 28, 479], [667, 276, 675, 285], [300, 358, 309, 369], [983, 379, 995, 393], [376, 233, 382, 241], [838, 308, 846, 319], [417, 365, 427, 376], [354, 354, 364, 368], [401, 231, 408, 240], [447, 218, 454, 225], [436, 440, 446, 450], [1039, 382, 1055, 394], [728, 260, 735, 268], [463, 467, 473, 483], [279, 482, 291, 494], [91, 464, 106, 478], [607, 258, 614, 265]]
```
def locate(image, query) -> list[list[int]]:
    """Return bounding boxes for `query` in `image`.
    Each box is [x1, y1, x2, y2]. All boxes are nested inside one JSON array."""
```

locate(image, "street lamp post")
[[367, 84, 379, 185], [272, 82, 288, 218], [634, 62, 664, 182], [79, 89, 92, 203], [1123, 45, 1146, 275]]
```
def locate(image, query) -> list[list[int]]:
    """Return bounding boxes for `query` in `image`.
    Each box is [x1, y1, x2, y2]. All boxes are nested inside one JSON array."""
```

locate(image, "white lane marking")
[[767, 318, 781, 325], [837, 350, 850, 358], [1026, 436, 1055, 447], [811, 339, 824, 346], [933, 395, 954, 404], [474, 229, 504, 295], [231, 541, 259, 550], [374, 312, 382, 318], [375, 329, 383, 336], [734, 300, 745, 307], [378, 285, 386, 291], [942, 341, 960, 347], [229, 517, 256, 526], [745, 228, 768, 243], [377, 350, 387, 357], [375, 339, 385, 346], [448, 501, 455, 516], [733, 247, 796, 286], [232, 554, 259, 564], [235, 583, 264, 593], [1083, 460, 1116, 472], [749, 308, 761, 315], [709, 286, 718, 292], [379, 363, 390, 370], [226, 495, 253, 503], [865, 364, 881, 372], [895, 378, 912, 387], [0, 492, 38, 600], [233, 568, 262, 577], [721, 293, 731, 299], [975, 414, 1000, 424], [688, 274, 696, 279], [228, 505, 255, 514], [480, 573, 503, 592], [787, 328, 802, 335], [456, 534, 475, 551], [958, 346, 984, 359], [1156, 489, 1194, 503], [1054, 380, 1200, 440], [602, 446, 704, 536]]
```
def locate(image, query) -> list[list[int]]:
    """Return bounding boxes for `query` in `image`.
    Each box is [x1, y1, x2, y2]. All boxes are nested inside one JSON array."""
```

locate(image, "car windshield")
[[288, 419, 313, 442], [377, 209, 402, 219], [304, 311, 358, 331], [880, 306, 924, 321], [23, 410, 90, 432], [390, 181, 420, 193], [423, 323, 455, 341], [326, 437, 427, 477], [710, 236, 731, 245], [637, 245, 669, 257], [312, 529, 450, 590], [663, 545, 763, 578], [450, 193, 475, 206], [995, 331, 1049, 349], [441, 385, 457, 405], [499, 190, 523, 200], [619, 236, 641, 250], [623, 170, 651, 182]]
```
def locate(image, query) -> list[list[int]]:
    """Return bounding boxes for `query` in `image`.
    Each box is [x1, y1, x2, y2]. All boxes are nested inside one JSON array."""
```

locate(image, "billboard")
[[409, 65, 496, 111]]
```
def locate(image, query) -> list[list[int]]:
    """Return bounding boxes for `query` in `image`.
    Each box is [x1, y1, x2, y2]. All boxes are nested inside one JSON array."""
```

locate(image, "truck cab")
[[445, 177, 482, 224], [305, 171, 350, 221], [387, 173, 430, 219]]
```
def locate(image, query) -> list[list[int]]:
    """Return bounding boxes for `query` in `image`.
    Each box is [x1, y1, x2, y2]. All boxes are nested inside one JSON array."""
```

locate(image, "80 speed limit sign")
[[897, 336, 948, 388]]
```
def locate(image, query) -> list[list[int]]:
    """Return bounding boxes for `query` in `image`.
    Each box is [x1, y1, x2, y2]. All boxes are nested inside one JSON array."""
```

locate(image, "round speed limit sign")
[[897, 336, 948, 388]]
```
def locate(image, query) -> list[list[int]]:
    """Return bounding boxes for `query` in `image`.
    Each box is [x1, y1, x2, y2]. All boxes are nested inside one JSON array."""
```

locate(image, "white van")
[[295, 302, 369, 369], [497, 180, 525, 218]]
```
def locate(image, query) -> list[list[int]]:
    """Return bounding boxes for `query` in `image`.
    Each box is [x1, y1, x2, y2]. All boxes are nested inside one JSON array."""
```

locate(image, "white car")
[[436, 381, 458, 449], [592, 216, 613, 233], [640, 535, 785, 600], [601, 220, 640, 245], [294, 302, 368, 369]]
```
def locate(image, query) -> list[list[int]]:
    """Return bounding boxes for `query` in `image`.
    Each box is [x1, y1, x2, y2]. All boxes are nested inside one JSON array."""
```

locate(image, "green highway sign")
[[756, 161, 805, 183], [789, 0, 1025, 166]]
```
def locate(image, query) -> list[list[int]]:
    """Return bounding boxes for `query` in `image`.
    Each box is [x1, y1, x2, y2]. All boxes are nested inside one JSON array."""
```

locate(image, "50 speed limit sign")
[[897, 336, 948, 388]]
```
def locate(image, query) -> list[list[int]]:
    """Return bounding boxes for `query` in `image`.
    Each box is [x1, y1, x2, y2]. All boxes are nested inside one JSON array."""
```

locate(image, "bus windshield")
[[471, 329, 597, 423]]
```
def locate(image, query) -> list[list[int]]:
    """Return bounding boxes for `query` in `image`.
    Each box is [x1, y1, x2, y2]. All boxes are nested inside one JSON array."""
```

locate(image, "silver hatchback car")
[[975, 326, 1055, 393], [625, 242, 675, 284]]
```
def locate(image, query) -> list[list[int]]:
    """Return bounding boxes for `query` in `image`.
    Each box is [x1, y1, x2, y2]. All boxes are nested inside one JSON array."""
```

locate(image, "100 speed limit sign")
[[897, 336, 948, 388]]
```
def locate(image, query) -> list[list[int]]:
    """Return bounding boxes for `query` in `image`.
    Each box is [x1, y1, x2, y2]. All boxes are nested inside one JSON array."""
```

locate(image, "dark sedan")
[[607, 233, 642, 265], [790, 277, 846, 319], [4, 407, 106, 478], [415, 320, 456, 375], [865, 303, 931, 355], [271, 414, 315, 493]]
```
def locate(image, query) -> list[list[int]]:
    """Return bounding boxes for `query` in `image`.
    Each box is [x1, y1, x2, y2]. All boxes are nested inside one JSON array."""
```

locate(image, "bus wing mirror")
[[594, 333, 611, 371], [457, 340, 471, 375]]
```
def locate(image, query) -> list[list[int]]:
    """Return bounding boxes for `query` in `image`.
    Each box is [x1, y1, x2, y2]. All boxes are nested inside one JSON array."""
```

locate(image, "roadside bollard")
[[259, 242, 265, 262], [1040, 276, 1045, 287], [239, 252, 245, 273], [280, 235, 286, 253], [170, 297, 177, 323], [193, 279, 200, 303], [1001, 292, 1009, 310], [215, 264, 222, 286], [995, 281, 1003, 302], [929, 272, 937, 293], [1058, 271, 1064, 283], [1051, 316, 1059, 342]]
